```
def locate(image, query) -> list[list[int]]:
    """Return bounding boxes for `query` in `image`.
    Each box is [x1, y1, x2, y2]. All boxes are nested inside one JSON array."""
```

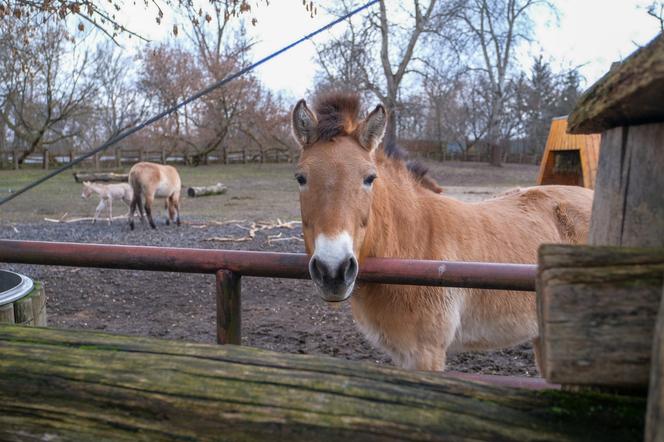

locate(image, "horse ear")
[[291, 99, 318, 148], [358, 104, 387, 151]]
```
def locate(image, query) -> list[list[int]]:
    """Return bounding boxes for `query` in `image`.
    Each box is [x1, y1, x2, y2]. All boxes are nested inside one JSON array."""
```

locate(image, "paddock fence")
[[0, 239, 536, 345]]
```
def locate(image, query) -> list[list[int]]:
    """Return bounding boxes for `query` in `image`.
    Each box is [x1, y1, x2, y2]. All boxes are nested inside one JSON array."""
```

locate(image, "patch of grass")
[[0, 163, 301, 223]]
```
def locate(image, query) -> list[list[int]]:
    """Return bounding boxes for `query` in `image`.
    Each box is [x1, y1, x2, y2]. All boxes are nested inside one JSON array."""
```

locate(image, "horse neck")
[[360, 162, 453, 260], [89, 183, 107, 196]]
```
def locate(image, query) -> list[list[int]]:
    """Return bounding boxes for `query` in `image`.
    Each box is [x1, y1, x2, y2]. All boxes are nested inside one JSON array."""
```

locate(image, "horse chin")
[[316, 281, 355, 303]]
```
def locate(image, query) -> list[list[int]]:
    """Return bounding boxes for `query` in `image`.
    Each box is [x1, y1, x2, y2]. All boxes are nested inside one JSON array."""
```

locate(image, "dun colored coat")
[[128, 162, 182, 230], [291, 93, 592, 371]]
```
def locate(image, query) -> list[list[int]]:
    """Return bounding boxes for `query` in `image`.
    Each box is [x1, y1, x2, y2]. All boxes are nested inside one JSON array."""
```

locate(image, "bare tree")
[[645, 1, 664, 30], [0, 18, 96, 165], [457, 0, 551, 166], [315, 0, 459, 147], [2, 0, 316, 43]]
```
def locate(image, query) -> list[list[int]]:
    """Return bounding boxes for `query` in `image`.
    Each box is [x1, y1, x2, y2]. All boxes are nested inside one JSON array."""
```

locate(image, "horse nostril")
[[309, 257, 325, 283], [343, 256, 358, 283]]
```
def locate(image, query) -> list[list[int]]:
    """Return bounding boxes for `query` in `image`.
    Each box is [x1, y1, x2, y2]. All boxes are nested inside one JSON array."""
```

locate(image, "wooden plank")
[[0, 304, 14, 324], [646, 284, 664, 442], [589, 123, 664, 247], [12, 296, 33, 326], [30, 284, 46, 327], [568, 33, 664, 134], [0, 325, 647, 441], [538, 244, 664, 388]]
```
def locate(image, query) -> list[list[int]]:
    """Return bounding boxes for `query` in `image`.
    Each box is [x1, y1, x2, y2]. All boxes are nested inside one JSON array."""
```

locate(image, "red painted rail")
[[0, 240, 537, 291]]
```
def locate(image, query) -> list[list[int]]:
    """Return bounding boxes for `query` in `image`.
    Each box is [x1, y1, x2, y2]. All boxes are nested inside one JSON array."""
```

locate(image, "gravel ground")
[[1, 218, 536, 376]]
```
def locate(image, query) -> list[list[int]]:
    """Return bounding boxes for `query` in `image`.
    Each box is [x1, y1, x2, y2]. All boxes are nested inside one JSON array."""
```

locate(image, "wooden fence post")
[[139, 148, 145, 162], [160, 148, 166, 164], [646, 283, 664, 442], [215, 270, 241, 345], [42, 149, 48, 170], [12, 150, 18, 170], [115, 148, 122, 168], [94, 153, 100, 170]]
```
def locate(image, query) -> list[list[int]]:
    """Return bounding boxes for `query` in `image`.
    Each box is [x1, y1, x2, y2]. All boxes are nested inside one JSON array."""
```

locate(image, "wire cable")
[[0, 0, 379, 207]]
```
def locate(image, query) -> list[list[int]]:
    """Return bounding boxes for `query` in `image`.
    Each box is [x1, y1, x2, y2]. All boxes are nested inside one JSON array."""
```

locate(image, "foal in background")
[[128, 161, 182, 230], [291, 93, 593, 372], [81, 181, 133, 225]]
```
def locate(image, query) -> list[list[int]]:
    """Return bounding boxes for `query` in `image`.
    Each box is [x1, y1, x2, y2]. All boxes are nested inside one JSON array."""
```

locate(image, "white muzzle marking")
[[310, 232, 357, 301]]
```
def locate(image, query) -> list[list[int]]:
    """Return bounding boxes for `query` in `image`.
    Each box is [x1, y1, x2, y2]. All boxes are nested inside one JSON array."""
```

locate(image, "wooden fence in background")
[[0, 146, 295, 170]]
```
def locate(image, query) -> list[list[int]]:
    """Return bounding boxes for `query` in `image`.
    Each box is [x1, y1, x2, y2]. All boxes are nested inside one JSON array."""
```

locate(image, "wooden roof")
[[568, 32, 664, 134]]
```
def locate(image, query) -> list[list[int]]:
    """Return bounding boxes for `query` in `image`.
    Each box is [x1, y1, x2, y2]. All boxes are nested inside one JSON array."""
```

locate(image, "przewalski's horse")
[[81, 181, 133, 224], [291, 93, 593, 371], [128, 162, 182, 230]]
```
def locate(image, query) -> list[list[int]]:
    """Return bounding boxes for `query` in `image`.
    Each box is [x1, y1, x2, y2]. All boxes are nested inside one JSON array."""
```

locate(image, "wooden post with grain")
[[216, 270, 241, 345]]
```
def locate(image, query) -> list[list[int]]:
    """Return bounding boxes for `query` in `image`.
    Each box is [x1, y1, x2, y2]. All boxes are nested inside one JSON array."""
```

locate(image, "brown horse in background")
[[291, 93, 593, 371], [128, 162, 182, 230]]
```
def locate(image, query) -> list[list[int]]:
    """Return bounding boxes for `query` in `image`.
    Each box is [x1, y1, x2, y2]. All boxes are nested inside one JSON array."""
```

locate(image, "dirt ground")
[[0, 161, 540, 376]]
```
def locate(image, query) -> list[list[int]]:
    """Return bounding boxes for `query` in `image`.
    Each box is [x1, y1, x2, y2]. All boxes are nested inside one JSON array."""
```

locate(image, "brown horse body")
[[291, 93, 592, 371], [128, 162, 182, 230]]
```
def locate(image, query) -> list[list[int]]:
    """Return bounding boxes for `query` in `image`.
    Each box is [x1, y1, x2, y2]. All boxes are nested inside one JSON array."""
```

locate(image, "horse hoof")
[[166, 220, 170, 226], [129, 223, 135, 231]]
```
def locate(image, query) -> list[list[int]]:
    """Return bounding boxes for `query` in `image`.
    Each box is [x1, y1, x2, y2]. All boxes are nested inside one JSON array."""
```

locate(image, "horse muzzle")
[[309, 253, 358, 302]]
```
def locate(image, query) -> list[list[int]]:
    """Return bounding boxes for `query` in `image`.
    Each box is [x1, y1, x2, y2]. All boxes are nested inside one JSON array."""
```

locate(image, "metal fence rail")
[[0, 239, 537, 344]]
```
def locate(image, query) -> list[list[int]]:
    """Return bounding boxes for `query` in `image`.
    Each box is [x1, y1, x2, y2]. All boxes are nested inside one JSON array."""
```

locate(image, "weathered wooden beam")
[[646, 285, 664, 442], [538, 244, 664, 388], [187, 182, 228, 198], [588, 123, 664, 248], [568, 32, 664, 134], [73, 171, 129, 183], [0, 325, 646, 441]]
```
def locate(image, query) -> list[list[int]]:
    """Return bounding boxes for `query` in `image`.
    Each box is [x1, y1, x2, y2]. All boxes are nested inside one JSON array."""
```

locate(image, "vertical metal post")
[[215, 270, 241, 345]]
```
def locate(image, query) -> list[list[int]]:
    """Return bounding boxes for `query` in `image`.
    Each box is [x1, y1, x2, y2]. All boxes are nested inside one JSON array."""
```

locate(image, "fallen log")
[[187, 182, 228, 197], [0, 325, 645, 441], [73, 171, 128, 183]]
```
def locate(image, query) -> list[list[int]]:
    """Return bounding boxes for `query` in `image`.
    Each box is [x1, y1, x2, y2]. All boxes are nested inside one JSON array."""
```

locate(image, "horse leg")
[[167, 194, 178, 226], [129, 195, 139, 230], [173, 194, 181, 226], [94, 200, 105, 224], [144, 194, 157, 229], [122, 196, 132, 217], [164, 200, 170, 226]]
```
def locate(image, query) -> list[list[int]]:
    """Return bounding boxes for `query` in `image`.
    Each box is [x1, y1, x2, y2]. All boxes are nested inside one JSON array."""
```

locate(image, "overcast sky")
[[119, 0, 662, 100]]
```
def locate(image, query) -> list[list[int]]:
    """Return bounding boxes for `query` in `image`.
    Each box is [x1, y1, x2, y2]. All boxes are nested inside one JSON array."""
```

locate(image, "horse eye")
[[363, 174, 377, 186], [295, 174, 307, 186]]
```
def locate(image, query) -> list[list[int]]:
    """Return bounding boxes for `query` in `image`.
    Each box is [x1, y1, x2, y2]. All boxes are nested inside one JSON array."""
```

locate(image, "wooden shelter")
[[536, 116, 601, 188]]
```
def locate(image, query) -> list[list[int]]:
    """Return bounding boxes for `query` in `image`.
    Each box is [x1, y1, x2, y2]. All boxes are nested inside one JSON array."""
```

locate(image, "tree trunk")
[[73, 172, 128, 183], [0, 325, 646, 442]]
